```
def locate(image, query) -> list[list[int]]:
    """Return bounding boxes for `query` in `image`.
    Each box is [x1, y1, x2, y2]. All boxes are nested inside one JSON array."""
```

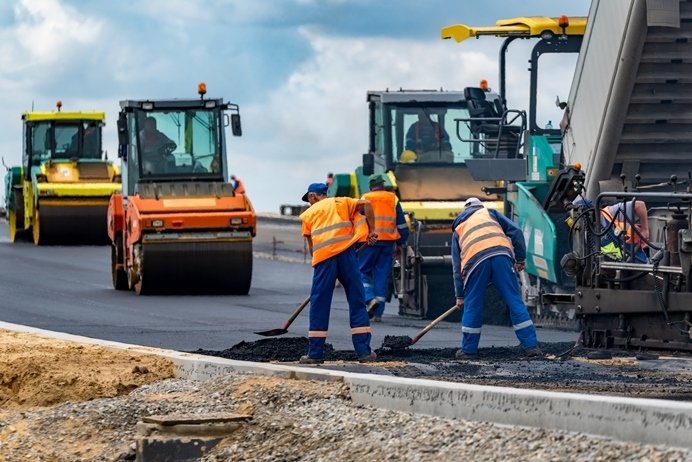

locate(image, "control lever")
[[670, 175, 678, 193]]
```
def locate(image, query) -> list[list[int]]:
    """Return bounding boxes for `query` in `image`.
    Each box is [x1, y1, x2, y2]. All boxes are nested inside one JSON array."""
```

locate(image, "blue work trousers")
[[461, 255, 538, 354], [358, 242, 394, 316], [308, 246, 372, 359]]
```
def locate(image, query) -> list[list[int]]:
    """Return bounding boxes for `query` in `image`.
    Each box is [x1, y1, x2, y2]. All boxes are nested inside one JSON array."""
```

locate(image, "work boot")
[[366, 299, 379, 318], [299, 355, 324, 365], [455, 350, 478, 360], [525, 347, 544, 358], [358, 351, 377, 363]]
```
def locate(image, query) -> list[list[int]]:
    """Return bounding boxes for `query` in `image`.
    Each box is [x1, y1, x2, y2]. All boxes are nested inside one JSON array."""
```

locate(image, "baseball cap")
[[369, 173, 387, 187], [302, 182, 328, 202], [464, 197, 483, 208]]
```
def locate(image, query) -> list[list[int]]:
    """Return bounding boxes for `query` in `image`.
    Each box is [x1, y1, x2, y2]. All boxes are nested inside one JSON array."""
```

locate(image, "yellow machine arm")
[[441, 16, 587, 42]]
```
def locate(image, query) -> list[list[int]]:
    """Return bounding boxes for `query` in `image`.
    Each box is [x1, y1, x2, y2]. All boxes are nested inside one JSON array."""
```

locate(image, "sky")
[[0, 0, 591, 213]]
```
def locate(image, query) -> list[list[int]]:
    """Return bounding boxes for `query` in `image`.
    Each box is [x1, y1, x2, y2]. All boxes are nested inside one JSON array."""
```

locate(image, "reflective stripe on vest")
[[300, 197, 362, 266], [455, 208, 511, 274], [361, 190, 400, 241]]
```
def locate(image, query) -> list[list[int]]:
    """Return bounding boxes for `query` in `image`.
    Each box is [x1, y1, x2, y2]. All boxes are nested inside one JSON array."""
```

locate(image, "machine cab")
[[362, 89, 502, 206], [117, 95, 242, 197], [22, 109, 105, 181]]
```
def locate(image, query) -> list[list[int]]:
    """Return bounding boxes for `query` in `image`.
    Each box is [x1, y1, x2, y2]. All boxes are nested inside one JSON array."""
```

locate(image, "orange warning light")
[[559, 15, 570, 29]]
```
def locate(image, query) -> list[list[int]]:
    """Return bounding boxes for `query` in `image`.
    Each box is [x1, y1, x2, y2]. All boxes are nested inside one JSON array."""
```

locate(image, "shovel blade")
[[381, 335, 413, 350], [254, 328, 289, 337]]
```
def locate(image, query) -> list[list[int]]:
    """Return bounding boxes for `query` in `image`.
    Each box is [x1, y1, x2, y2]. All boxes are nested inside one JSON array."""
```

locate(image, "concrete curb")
[[2, 321, 691, 450]]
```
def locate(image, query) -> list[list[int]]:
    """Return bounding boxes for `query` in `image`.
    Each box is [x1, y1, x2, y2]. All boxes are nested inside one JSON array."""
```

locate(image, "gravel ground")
[[196, 338, 692, 401], [2, 372, 692, 461]]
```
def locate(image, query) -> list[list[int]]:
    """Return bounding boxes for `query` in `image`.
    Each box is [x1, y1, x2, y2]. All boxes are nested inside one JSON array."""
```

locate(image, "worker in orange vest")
[[231, 175, 246, 195], [358, 173, 409, 322], [600, 199, 649, 262], [452, 197, 541, 359], [299, 182, 379, 364]]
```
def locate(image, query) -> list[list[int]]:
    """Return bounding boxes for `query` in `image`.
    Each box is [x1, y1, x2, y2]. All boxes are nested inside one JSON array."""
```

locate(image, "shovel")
[[255, 244, 369, 337], [254, 295, 310, 337], [382, 304, 461, 349]]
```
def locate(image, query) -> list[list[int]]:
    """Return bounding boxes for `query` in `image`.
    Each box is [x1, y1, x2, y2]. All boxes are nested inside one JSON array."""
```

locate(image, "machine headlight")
[[151, 219, 164, 227], [230, 218, 242, 225]]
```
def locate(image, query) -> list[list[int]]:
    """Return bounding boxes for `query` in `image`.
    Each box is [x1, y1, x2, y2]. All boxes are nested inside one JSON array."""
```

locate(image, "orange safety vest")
[[601, 207, 642, 247], [234, 177, 246, 195], [455, 208, 511, 274], [359, 190, 400, 242], [300, 197, 367, 266]]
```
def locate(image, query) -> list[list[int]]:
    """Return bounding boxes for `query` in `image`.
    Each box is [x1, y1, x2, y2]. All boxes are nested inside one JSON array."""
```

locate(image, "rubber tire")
[[133, 252, 146, 296], [32, 208, 42, 246], [8, 209, 18, 243], [134, 278, 146, 296], [111, 236, 128, 290]]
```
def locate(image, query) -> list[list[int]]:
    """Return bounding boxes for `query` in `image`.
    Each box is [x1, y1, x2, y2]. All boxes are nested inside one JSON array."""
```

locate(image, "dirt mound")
[[0, 330, 175, 410]]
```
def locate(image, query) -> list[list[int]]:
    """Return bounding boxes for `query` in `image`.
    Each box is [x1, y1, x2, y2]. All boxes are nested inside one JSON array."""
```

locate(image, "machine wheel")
[[132, 247, 146, 296], [111, 236, 128, 290], [134, 278, 146, 296], [8, 209, 18, 242], [32, 208, 43, 246]]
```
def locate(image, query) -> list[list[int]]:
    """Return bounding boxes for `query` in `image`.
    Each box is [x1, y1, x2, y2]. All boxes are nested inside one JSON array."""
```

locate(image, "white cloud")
[[236, 28, 575, 212], [12, 0, 102, 64], [0, 3, 581, 215]]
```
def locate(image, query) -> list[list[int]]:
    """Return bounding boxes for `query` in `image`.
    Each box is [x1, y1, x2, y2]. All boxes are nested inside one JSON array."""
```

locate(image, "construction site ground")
[[2, 328, 692, 462], [197, 337, 692, 401], [2, 216, 692, 459]]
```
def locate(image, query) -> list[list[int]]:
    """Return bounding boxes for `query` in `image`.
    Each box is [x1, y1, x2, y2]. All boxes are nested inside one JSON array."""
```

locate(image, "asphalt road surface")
[[0, 216, 574, 353]]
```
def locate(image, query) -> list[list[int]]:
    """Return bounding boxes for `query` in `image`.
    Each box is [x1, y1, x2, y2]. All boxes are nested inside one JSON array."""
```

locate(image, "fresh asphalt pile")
[[195, 338, 692, 401]]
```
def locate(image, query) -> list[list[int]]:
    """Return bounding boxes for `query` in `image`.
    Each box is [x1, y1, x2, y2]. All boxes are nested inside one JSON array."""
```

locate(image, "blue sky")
[[0, 0, 590, 212]]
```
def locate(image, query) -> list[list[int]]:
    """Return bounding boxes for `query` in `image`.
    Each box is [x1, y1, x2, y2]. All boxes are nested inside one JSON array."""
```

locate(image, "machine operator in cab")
[[405, 109, 452, 157]]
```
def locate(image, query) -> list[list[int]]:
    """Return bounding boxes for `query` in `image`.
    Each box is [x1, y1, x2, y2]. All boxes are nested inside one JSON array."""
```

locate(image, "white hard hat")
[[464, 197, 483, 208]]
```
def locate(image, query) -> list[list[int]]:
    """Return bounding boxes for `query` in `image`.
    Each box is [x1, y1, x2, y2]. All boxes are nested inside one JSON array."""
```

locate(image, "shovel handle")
[[411, 304, 461, 345], [282, 295, 311, 330], [283, 246, 364, 331]]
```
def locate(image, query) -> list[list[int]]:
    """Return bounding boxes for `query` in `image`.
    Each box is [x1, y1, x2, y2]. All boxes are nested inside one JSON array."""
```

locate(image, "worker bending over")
[[451, 197, 541, 359], [600, 199, 649, 263], [299, 182, 378, 364], [358, 173, 409, 321]]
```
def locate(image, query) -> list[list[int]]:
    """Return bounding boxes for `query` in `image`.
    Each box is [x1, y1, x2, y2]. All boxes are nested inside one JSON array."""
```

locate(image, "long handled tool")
[[382, 304, 461, 349], [254, 295, 310, 337], [255, 245, 368, 337]]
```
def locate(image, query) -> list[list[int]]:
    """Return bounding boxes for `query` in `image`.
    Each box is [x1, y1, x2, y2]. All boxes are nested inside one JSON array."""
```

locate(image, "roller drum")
[[36, 201, 110, 245], [138, 238, 253, 295]]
